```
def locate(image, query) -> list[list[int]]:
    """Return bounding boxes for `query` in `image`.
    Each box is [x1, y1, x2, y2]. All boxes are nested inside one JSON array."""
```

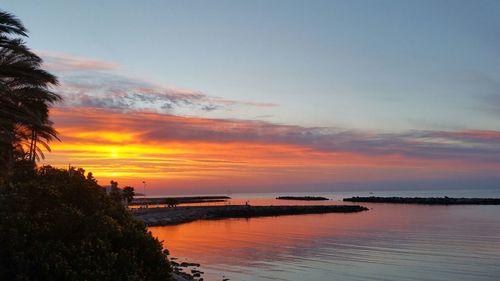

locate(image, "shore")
[[344, 196, 500, 205], [130, 196, 230, 206], [134, 204, 368, 226]]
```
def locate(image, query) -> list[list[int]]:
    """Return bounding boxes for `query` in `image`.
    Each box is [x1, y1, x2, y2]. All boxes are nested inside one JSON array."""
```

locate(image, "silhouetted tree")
[[109, 180, 123, 203], [0, 10, 174, 281], [123, 186, 135, 204], [0, 166, 173, 280], [0, 10, 60, 183]]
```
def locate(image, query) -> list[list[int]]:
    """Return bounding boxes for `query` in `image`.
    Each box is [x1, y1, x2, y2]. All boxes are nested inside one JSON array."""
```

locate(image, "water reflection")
[[150, 198, 500, 281]]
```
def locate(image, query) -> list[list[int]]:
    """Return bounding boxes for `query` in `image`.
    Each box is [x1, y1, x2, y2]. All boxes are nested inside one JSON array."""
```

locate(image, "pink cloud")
[[50, 106, 500, 166], [37, 50, 119, 71]]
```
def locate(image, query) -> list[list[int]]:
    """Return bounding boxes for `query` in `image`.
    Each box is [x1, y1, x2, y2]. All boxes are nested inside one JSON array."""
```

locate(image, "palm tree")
[[0, 10, 60, 183], [17, 86, 60, 162]]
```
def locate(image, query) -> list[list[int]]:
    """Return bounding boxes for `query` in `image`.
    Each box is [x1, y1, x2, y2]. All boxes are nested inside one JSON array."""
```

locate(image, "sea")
[[148, 188, 500, 281]]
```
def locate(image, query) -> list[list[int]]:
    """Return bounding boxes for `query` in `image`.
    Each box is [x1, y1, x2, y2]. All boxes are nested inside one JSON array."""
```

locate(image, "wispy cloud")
[[39, 51, 277, 116], [39, 51, 120, 71], [45, 106, 500, 192], [51, 107, 500, 165], [38, 52, 500, 192]]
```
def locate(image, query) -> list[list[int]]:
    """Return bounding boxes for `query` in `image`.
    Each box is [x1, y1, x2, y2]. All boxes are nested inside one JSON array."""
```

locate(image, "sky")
[[3, 1, 500, 194]]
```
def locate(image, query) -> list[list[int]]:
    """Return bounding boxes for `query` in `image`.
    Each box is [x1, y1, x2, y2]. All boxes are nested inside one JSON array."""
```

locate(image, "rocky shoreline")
[[343, 196, 500, 205], [131, 196, 230, 206], [170, 258, 230, 281], [170, 258, 204, 281], [134, 204, 368, 226]]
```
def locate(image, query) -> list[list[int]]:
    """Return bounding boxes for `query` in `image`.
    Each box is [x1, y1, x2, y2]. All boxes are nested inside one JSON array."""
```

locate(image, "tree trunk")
[[32, 132, 37, 163], [29, 130, 35, 162]]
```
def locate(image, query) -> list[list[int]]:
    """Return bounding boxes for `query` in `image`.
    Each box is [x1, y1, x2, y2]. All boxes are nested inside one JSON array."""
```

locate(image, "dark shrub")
[[0, 166, 172, 281]]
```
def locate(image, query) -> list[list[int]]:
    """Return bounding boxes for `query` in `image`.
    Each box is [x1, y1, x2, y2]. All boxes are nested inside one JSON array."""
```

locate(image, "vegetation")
[[0, 10, 173, 280], [0, 166, 172, 281], [123, 186, 136, 204], [0, 10, 61, 184]]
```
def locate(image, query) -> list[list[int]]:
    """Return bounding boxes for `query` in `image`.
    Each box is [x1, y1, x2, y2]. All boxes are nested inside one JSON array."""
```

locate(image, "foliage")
[[123, 186, 135, 203], [108, 180, 123, 203], [0, 9, 173, 281], [0, 10, 61, 183], [0, 166, 173, 281]]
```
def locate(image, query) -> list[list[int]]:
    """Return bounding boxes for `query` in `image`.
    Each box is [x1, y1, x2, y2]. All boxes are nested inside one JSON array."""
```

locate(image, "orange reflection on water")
[[149, 203, 500, 271], [149, 203, 421, 264]]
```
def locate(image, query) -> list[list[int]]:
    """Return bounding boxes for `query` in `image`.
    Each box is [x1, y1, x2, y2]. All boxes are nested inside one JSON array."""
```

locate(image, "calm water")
[[149, 190, 500, 281]]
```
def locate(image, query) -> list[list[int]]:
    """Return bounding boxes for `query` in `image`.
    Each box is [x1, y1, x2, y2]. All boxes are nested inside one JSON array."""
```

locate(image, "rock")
[[180, 262, 201, 267], [135, 205, 368, 226]]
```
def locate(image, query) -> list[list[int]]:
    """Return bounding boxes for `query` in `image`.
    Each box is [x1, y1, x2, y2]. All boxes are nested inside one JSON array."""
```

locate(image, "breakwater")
[[130, 196, 230, 206], [134, 205, 368, 226], [276, 196, 329, 201], [343, 196, 500, 205]]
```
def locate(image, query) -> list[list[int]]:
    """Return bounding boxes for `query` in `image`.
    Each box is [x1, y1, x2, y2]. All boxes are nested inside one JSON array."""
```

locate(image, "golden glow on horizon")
[[43, 107, 500, 191], [58, 129, 141, 143]]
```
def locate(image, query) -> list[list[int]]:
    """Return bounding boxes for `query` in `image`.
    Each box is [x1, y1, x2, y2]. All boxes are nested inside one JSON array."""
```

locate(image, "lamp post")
[[142, 181, 147, 208]]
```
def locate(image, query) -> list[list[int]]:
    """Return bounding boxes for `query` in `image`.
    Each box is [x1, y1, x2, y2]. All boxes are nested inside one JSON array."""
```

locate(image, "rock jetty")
[[343, 196, 500, 205], [134, 205, 368, 226], [130, 196, 230, 206], [276, 196, 329, 201]]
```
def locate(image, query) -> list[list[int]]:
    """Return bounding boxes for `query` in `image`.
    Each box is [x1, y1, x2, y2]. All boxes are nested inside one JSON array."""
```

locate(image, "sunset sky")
[[4, 1, 500, 194]]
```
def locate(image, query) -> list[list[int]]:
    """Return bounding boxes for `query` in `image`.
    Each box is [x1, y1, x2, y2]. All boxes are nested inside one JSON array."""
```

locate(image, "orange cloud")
[[41, 107, 500, 194]]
